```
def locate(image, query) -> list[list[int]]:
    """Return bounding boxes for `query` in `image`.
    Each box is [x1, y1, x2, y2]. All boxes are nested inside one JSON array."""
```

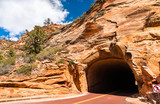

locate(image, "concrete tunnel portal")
[[86, 59, 138, 93]]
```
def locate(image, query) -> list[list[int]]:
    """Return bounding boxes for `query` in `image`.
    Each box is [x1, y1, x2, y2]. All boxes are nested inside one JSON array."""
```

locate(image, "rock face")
[[0, 66, 78, 99], [48, 0, 160, 102], [0, 39, 14, 50], [0, 0, 160, 103]]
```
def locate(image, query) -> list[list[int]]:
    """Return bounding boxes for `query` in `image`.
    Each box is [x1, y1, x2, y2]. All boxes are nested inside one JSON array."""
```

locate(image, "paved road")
[[31, 90, 134, 104]]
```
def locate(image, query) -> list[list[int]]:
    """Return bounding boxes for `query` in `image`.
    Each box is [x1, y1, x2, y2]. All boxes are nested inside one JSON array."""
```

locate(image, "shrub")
[[0, 53, 4, 61], [72, 16, 80, 23], [0, 63, 10, 75], [24, 54, 36, 63], [0, 56, 15, 75], [37, 45, 66, 61], [51, 29, 61, 36], [97, 11, 105, 17], [90, 3, 94, 8], [1, 57, 16, 65], [55, 59, 64, 65], [6, 57, 16, 65], [0, 54, 15, 75], [36, 47, 58, 61], [93, 3, 100, 8], [69, 60, 74, 65], [77, 16, 80, 20], [92, 10, 105, 20], [81, 12, 87, 20], [16, 65, 33, 76], [7, 47, 15, 57]]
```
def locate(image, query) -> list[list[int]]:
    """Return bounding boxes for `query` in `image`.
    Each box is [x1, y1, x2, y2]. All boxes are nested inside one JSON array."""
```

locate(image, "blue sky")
[[0, 0, 94, 41], [62, 0, 94, 21]]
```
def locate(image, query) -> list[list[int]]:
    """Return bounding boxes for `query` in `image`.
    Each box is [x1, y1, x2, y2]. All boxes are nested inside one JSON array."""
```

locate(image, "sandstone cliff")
[[0, 0, 160, 103]]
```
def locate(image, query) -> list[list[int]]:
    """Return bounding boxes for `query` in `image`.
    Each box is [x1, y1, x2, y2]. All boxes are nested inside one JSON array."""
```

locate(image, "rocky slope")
[[11, 24, 64, 52], [0, 0, 160, 103], [0, 39, 14, 50]]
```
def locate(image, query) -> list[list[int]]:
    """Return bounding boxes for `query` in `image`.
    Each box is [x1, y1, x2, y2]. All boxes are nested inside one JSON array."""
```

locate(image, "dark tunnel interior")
[[87, 59, 138, 94]]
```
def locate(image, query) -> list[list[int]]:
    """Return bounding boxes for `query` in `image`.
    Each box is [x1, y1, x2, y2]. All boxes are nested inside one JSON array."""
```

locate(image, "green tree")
[[77, 16, 80, 20], [24, 26, 48, 54], [0, 53, 4, 61], [8, 47, 15, 57], [44, 18, 53, 26], [90, 3, 94, 8]]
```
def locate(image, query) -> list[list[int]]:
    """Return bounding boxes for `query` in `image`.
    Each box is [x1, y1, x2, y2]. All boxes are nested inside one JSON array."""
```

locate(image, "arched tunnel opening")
[[86, 59, 138, 94]]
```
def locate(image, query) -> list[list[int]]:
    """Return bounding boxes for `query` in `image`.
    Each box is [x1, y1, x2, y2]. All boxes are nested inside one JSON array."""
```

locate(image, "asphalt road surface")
[[30, 90, 135, 104]]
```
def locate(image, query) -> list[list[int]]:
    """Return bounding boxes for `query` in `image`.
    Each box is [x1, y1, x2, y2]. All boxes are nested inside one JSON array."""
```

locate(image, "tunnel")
[[86, 59, 138, 93]]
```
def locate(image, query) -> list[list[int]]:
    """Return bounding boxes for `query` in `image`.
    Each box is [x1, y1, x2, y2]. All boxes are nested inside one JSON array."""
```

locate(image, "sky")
[[0, 0, 94, 41]]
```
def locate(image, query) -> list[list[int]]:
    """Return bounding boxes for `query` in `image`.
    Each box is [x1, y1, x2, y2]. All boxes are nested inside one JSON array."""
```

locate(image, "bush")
[[36, 47, 58, 61], [6, 57, 16, 65], [69, 60, 74, 65], [24, 54, 36, 63], [7, 47, 15, 57], [55, 59, 64, 65], [93, 3, 100, 8], [0, 57, 15, 75], [90, 3, 94, 8], [97, 11, 105, 17], [0, 50, 16, 75], [16, 65, 33, 76], [0, 55, 16, 75], [77, 16, 80, 20], [72, 16, 80, 24], [0, 53, 4, 61], [51, 29, 61, 36], [0, 63, 10, 75], [81, 12, 87, 20], [0, 57, 16, 65]]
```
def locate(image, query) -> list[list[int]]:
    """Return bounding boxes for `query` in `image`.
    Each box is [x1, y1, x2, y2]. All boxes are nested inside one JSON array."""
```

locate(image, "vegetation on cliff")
[[23, 26, 48, 54], [0, 47, 16, 75]]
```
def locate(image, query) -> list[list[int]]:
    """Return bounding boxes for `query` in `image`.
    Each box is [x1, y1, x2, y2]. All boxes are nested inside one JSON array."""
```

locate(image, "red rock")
[[0, 0, 160, 103]]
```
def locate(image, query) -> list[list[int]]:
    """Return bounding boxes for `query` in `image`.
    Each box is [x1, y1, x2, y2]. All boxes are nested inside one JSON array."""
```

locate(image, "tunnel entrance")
[[86, 59, 138, 93]]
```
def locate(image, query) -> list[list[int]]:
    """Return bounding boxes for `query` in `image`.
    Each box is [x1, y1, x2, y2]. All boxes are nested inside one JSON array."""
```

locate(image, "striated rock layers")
[[0, 0, 160, 102]]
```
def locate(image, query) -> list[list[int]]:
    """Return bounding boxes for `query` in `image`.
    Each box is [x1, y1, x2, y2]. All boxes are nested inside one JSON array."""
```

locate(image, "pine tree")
[[44, 18, 53, 26], [24, 26, 48, 54]]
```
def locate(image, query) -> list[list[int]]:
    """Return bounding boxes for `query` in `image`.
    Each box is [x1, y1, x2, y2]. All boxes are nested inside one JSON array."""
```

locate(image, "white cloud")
[[10, 37, 19, 41], [0, 0, 69, 41]]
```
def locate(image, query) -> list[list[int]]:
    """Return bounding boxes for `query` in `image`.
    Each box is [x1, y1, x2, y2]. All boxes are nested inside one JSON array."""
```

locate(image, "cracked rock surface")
[[0, 0, 160, 103]]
